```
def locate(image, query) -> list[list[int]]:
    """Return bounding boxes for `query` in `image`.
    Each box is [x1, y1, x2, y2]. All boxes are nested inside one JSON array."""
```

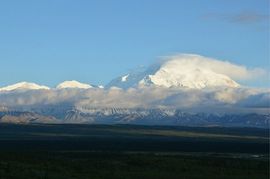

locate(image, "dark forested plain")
[[0, 124, 268, 179]]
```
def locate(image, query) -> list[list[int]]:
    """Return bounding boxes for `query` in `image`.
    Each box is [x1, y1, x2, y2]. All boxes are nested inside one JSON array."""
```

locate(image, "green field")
[[0, 124, 268, 179]]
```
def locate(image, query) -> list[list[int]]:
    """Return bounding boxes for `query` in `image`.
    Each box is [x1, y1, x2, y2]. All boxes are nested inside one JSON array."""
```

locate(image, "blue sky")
[[0, 0, 269, 87]]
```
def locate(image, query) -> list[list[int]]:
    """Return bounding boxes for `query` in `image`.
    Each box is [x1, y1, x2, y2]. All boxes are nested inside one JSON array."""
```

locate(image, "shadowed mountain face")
[[0, 111, 56, 124]]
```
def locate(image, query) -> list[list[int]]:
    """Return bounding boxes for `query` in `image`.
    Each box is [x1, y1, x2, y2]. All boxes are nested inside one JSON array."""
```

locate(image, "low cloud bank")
[[0, 87, 269, 114], [0, 53, 268, 114]]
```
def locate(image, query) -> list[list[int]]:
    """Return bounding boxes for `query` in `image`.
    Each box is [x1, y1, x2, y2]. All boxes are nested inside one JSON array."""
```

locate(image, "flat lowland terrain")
[[0, 124, 268, 179]]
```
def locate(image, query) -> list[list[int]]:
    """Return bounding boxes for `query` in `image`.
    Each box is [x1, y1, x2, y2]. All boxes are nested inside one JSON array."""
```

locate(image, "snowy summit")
[[107, 54, 240, 89], [0, 82, 50, 91], [56, 80, 93, 89]]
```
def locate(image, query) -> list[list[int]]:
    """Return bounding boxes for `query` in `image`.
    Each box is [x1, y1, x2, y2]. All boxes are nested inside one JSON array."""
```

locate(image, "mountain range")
[[0, 54, 241, 91], [0, 54, 269, 127], [0, 106, 269, 128]]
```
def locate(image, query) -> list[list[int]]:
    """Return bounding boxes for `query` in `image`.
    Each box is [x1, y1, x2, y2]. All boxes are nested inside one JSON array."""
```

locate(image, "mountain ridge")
[[0, 107, 268, 128]]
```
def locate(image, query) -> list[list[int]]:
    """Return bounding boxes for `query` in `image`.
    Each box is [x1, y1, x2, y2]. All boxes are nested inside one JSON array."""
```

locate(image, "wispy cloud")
[[229, 12, 269, 24], [202, 11, 269, 24]]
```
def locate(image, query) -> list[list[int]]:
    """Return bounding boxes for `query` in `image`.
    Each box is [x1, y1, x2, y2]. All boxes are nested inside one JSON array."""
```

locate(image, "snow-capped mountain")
[[56, 80, 93, 89], [0, 82, 50, 91], [107, 54, 240, 89]]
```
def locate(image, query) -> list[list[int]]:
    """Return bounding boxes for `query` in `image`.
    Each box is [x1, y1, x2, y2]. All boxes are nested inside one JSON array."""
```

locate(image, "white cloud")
[[0, 87, 269, 113], [162, 54, 267, 81]]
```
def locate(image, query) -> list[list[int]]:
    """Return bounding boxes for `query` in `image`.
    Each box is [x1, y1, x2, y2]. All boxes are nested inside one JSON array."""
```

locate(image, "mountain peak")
[[107, 54, 240, 89], [0, 82, 50, 91], [56, 80, 93, 89]]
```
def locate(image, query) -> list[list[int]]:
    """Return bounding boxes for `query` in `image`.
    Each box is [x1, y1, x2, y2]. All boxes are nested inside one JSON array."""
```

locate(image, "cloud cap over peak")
[[161, 54, 267, 81], [108, 53, 267, 89]]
